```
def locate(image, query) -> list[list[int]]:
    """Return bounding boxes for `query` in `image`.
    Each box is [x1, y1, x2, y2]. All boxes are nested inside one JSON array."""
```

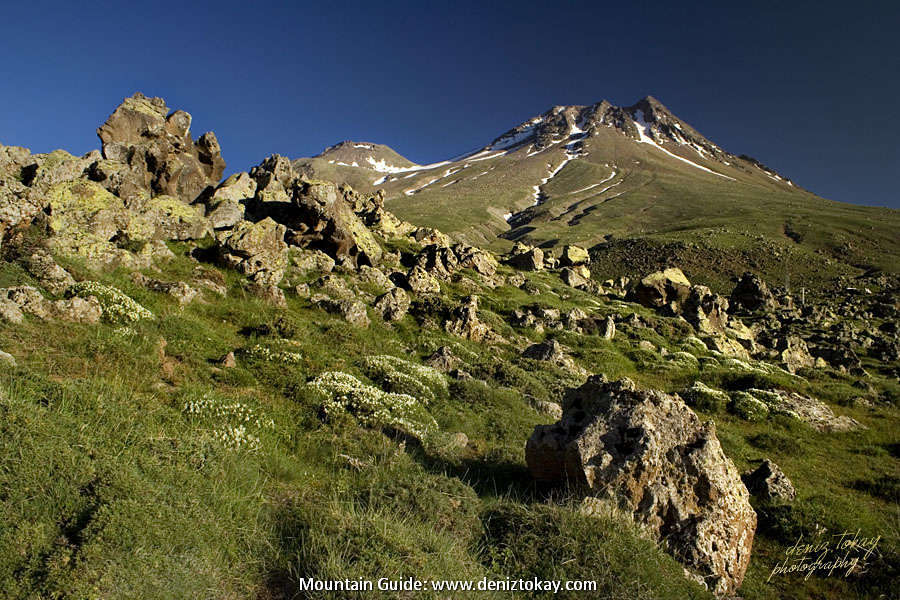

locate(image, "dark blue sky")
[[1, 1, 898, 207]]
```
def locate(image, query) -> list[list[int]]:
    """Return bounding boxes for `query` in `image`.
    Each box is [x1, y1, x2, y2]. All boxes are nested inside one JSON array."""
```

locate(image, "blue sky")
[[1, 0, 898, 207]]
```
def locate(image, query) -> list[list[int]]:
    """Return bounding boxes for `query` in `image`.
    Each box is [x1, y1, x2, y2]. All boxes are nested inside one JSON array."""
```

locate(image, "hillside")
[[292, 96, 900, 293], [0, 93, 896, 599]]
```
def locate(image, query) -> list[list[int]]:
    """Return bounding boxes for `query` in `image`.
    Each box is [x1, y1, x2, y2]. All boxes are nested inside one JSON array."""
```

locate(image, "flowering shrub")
[[67, 281, 153, 324], [309, 371, 437, 440], [728, 391, 770, 422], [243, 343, 302, 364], [182, 391, 274, 452], [360, 355, 447, 404]]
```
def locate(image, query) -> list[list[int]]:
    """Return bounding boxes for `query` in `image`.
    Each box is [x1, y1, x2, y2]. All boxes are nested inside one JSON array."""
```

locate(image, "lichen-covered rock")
[[96, 93, 225, 204], [405, 265, 441, 295], [705, 335, 751, 360], [633, 267, 691, 309], [217, 218, 288, 282], [0, 298, 25, 324], [317, 297, 370, 328], [559, 244, 590, 267], [742, 460, 796, 501], [526, 376, 756, 596], [374, 288, 410, 321], [50, 296, 102, 324], [560, 267, 590, 289], [744, 388, 863, 432], [776, 335, 815, 374], [453, 243, 498, 277], [22, 249, 76, 295]]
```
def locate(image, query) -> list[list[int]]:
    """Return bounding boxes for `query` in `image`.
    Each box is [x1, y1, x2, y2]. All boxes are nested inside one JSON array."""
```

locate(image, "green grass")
[[0, 240, 896, 599]]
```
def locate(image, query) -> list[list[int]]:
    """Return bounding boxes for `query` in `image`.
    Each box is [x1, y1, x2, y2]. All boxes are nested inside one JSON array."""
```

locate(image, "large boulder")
[[507, 246, 544, 271], [633, 268, 691, 310], [683, 285, 730, 334], [729, 272, 777, 313], [288, 179, 383, 266], [217, 218, 288, 282], [94, 93, 225, 204], [526, 376, 756, 596], [559, 244, 590, 267]]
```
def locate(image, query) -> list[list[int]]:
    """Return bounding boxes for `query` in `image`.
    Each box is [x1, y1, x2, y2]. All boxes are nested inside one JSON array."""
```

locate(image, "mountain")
[[292, 96, 900, 292]]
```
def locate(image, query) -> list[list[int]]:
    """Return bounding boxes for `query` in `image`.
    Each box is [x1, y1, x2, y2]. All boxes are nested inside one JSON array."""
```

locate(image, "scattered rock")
[[742, 460, 796, 502], [219, 351, 237, 368], [526, 376, 756, 596], [683, 285, 730, 335], [425, 346, 460, 372], [559, 244, 590, 267], [22, 249, 76, 295], [729, 272, 776, 313], [633, 267, 691, 309], [131, 273, 199, 305], [405, 265, 441, 295], [522, 339, 564, 362], [317, 298, 370, 328], [374, 288, 410, 321], [444, 295, 490, 341], [599, 315, 616, 340], [0, 350, 16, 367], [507, 246, 544, 271]]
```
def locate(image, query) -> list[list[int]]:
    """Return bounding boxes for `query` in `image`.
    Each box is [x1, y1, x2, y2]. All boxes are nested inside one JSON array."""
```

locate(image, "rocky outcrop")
[[559, 244, 590, 267], [633, 267, 691, 310], [526, 376, 756, 596], [374, 288, 410, 321], [743, 389, 863, 432], [742, 460, 796, 502], [683, 285, 730, 335], [94, 93, 225, 204], [217, 218, 288, 280], [22, 249, 76, 295], [507, 244, 544, 271], [444, 295, 491, 341], [729, 272, 776, 313]]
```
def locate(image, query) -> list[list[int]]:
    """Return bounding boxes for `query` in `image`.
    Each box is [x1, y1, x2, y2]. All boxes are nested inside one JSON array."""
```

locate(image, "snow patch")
[[631, 111, 736, 181]]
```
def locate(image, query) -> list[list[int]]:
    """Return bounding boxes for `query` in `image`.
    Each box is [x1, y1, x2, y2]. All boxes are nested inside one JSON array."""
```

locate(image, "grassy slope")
[[0, 238, 896, 598], [372, 127, 900, 289]]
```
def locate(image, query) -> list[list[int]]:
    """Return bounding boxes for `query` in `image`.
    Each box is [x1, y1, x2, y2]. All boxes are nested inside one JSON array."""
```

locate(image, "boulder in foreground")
[[526, 375, 756, 596]]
